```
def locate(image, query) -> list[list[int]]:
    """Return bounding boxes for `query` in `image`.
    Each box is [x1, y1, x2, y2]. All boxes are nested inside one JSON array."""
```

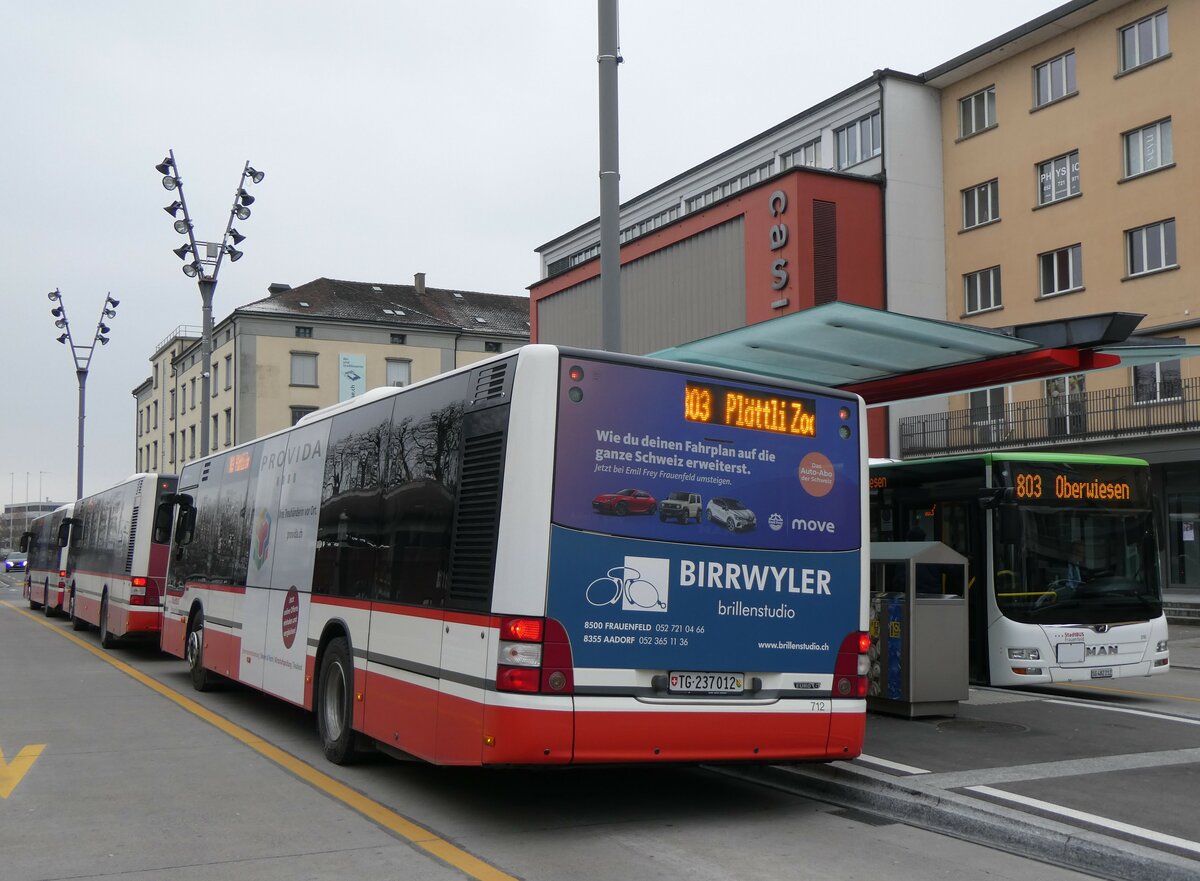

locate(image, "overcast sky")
[[0, 0, 1060, 507]]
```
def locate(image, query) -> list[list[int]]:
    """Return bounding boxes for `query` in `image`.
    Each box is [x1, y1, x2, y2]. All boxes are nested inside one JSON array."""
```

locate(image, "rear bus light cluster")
[[129, 577, 162, 606], [496, 616, 575, 695], [833, 631, 871, 698]]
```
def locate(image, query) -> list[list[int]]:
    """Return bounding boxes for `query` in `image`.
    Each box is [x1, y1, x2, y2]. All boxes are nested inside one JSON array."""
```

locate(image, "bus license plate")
[[1091, 668, 1113, 679], [669, 672, 744, 694]]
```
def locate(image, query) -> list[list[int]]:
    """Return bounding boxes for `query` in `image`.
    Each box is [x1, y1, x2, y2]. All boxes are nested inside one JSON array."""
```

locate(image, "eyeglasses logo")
[[586, 556, 669, 613]]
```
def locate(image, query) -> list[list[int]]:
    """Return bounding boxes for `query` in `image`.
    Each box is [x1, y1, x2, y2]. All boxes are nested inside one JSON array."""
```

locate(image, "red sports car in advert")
[[592, 488, 658, 516]]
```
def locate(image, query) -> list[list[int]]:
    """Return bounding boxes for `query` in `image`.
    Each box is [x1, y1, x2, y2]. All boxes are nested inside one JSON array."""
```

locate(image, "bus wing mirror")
[[978, 487, 1013, 510], [18, 531, 34, 553], [176, 504, 197, 547], [153, 502, 175, 544], [56, 519, 73, 548]]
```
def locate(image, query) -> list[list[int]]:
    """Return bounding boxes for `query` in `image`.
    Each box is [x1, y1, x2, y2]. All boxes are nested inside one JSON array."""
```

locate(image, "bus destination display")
[[1010, 466, 1144, 506], [685, 382, 816, 438]]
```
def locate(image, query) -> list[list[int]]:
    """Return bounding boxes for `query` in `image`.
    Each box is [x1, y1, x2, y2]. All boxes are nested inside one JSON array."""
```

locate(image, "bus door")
[[243, 422, 329, 704], [934, 499, 989, 684]]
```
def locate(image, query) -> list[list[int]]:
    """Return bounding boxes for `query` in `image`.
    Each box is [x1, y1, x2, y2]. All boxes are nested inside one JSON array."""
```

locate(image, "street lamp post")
[[48, 289, 118, 500], [156, 150, 264, 457]]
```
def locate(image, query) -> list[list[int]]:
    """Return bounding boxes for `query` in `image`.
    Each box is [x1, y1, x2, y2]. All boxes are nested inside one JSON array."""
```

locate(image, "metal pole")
[[76, 369, 87, 500], [598, 0, 622, 353], [198, 278, 215, 457]]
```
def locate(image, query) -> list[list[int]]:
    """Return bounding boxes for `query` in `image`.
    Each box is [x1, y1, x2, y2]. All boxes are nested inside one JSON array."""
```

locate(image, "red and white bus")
[[159, 346, 868, 766], [22, 503, 75, 615], [68, 473, 177, 646]]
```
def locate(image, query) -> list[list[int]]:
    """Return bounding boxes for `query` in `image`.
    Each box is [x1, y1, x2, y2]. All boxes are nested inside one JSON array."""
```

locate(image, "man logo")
[[586, 556, 669, 612]]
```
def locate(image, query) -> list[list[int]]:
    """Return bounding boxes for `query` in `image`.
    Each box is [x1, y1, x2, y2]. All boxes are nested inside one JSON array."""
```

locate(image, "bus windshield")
[[993, 506, 1161, 625]]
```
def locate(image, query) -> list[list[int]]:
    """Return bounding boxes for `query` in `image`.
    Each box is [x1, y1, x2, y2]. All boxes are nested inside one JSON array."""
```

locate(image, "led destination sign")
[[685, 382, 817, 438], [1008, 465, 1146, 507]]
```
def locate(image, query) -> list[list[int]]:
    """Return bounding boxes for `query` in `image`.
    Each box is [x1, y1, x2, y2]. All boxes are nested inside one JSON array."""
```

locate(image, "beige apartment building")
[[133, 275, 529, 474], [903, 0, 1200, 591]]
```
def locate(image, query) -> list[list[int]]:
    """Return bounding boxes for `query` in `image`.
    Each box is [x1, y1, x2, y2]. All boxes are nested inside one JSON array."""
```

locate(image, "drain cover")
[[935, 719, 1029, 734]]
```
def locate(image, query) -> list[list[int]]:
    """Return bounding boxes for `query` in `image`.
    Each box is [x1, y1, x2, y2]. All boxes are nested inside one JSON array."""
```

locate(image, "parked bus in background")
[[159, 345, 869, 767], [68, 473, 178, 646], [21, 503, 75, 616], [869, 453, 1169, 686]]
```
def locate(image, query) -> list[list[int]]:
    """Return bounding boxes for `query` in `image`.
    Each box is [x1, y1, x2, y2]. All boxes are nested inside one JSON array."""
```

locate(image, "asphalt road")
[[0, 575, 1098, 881]]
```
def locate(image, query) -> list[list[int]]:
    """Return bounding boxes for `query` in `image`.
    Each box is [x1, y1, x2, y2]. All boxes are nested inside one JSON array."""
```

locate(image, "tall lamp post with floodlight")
[[156, 150, 264, 457], [49, 289, 119, 500]]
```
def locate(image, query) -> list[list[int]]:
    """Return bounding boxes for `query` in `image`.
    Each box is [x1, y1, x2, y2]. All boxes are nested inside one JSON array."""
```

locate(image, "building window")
[[1039, 244, 1083, 296], [189, 426, 196, 459], [1037, 150, 1080, 205], [964, 267, 1002, 315], [1124, 118, 1173, 178], [619, 205, 680, 243], [295, 326, 313, 338], [962, 179, 999, 229], [291, 406, 317, 426], [211, 361, 218, 396], [225, 408, 232, 446], [180, 385, 186, 413], [484, 341, 502, 353], [190, 377, 197, 409], [959, 86, 996, 138], [152, 441, 158, 469], [291, 352, 318, 386], [386, 359, 411, 388], [1120, 10, 1169, 73], [969, 387, 1005, 423], [153, 364, 159, 389], [835, 111, 881, 169], [225, 354, 232, 390], [212, 414, 218, 443], [782, 138, 821, 170], [152, 401, 158, 429], [170, 389, 176, 420], [391, 333, 408, 345], [1134, 359, 1182, 403], [1034, 51, 1076, 107], [1126, 219, 1177, 277], [684, 160, 776, 211]]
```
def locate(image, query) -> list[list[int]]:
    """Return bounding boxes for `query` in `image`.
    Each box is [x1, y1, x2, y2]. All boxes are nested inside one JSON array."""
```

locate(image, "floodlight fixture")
[[164, 201, 183, 217], [51, 306, 63, 317], [55, 318, 67, 329], [103, 307, 116, 319], [226, 246, 243, 262], [48, 290, 61, 301], [173, 219, 191, 234], [237, 188, 255, 207], [99, 323, 110, 334], [235, 205, 251, 220], [105, 295, 120, 307], [173, 244, 192, 260], [97, 335, 110, 345], [155, 157, 174, 175], [56, 333, 69, 344], [182, 262, 200, 278], [162, 175, 178, 191], [229, 228, 245, 245], [246, 166, 265, 184]]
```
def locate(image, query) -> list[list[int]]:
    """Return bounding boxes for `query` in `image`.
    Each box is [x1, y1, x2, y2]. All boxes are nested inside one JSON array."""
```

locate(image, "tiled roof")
[[235, 277, 531, 338]]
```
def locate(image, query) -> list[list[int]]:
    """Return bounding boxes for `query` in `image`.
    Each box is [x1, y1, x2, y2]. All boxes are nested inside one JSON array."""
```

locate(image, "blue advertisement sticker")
[[546, 526, 860, 673], [553, 357, 861, 552]]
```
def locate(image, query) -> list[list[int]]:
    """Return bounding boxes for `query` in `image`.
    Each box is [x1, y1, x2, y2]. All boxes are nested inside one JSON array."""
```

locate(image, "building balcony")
[[898, 379, 1200, 457]]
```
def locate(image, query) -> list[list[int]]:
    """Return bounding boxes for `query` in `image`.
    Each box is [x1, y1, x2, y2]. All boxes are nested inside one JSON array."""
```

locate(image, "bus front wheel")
[[318, 638, 359, 765], [187, 611, 214, 692]]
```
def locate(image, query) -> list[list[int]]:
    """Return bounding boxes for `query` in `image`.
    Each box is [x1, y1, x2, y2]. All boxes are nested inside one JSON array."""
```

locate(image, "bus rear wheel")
[[318, 638, 359, 765], [99, 594, 116, 649], [187, 611, 213, 692]]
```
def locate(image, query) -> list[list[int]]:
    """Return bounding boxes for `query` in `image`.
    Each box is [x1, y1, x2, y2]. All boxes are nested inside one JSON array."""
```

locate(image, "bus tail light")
[[496, 616, 574, 695], [833, 631, 870, 698], [130, 576, 161, 606]]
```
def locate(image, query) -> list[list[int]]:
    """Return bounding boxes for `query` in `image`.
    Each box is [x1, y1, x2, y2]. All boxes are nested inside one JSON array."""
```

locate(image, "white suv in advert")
[[706, 497, 757, 532]]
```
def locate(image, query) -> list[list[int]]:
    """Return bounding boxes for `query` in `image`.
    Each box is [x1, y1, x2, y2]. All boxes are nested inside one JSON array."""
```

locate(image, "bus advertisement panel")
[[549, 356, 861, 677]]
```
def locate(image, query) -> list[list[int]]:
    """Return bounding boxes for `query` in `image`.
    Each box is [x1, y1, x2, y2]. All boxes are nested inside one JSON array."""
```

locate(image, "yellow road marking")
[[0, 601, 518, 881], [1059, 680, 1200, 703], [0, 744, 46, 798]]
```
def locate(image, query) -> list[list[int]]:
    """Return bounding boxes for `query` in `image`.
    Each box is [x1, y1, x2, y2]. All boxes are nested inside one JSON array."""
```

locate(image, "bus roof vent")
[[448, 431, 504, 609], [125, 506, 139, 574], [468, 359, 512, 410]]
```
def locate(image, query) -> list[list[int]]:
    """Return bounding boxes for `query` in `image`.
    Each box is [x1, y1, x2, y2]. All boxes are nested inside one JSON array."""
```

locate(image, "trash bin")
[[868, 541, 968, 717]]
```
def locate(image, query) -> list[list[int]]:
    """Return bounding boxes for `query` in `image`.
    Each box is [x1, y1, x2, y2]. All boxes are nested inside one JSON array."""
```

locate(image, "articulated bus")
[[158, 345, 869, 766], [869, 453, 1169, 686], [22, 503, 75, 615], [67, 473, 178, 646]]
